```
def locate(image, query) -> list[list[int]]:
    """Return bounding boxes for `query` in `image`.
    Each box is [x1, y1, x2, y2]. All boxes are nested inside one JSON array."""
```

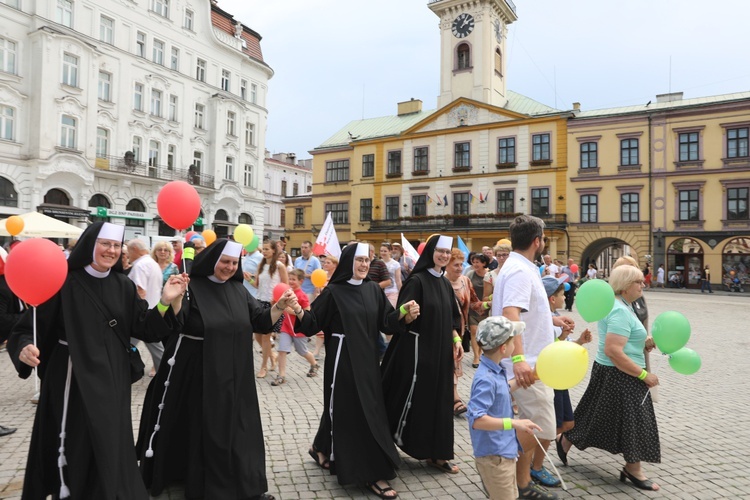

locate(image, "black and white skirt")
[[564, 361, 661, 464], [258, 300, 284, 333]]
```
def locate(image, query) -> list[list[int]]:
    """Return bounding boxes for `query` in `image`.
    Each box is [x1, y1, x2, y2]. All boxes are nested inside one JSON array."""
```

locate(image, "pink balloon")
[[570, 264, 579, 273], [184, 231, 198, 242], [417, 242, 426, 255], [272, 283, 290, 303], [5, 239, 68, 306], [157, 181, 201, 231]]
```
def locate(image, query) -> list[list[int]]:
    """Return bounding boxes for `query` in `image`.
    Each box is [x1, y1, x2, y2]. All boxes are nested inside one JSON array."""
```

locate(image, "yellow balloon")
[[233, 224, 254, 246], [202, 229, 217, 246], [311, 268, 328, 288], [535, 341, 589, 390], [496, 238, 511, 246]]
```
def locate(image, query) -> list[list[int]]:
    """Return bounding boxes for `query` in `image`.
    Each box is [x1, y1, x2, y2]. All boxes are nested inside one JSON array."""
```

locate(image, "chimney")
[[287, 153, 296, 165], [572, 102, 581, 111], [655, 92, 683, 103], [397, 98, 422, 116]]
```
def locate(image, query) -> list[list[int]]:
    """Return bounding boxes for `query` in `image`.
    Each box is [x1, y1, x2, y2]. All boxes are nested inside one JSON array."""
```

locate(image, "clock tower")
[[429, 0, 517, 108]]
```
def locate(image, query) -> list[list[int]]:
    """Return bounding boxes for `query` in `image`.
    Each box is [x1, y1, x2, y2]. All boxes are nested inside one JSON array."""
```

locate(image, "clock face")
[[452, 13, 474, 38], [494, 20, 503, 42]]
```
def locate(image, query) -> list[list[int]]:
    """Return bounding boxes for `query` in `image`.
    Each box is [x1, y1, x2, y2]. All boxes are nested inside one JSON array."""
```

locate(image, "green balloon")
[[668, 347, 701, 375], [652, 311, 691, 354], [244, 234, 260, 253], [575, 279, 615, 322]]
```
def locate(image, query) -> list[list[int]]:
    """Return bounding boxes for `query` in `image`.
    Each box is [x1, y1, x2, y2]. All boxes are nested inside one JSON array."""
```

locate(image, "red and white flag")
[[400, 233, 419, 263], [312, 212, 341, 258]]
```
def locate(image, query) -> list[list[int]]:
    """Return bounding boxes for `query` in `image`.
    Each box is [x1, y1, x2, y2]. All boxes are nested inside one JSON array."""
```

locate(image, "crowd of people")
[[0, 218, 667, 500]]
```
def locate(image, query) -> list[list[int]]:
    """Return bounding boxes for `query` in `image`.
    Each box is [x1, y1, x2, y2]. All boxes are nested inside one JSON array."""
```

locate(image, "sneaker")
[[530, 466, 561, 488], [0, 425, 17, 437], [518, 482, 558, 499]]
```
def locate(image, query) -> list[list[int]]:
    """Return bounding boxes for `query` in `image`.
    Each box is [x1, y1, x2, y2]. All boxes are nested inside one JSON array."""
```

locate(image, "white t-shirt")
[[546, 263, 560, 277], [586, 268, 597, 279], [492, 252, 554, 378], [128, 254, 163, 308], [383, 259, 400, 294]]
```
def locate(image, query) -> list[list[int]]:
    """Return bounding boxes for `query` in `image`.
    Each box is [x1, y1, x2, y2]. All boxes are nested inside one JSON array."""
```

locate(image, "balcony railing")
[[368, 213, 567, 231], [94, 154, 215, 188]]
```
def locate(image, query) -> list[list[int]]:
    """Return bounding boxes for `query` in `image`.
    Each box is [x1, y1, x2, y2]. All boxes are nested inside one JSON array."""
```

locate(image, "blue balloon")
[[190, 235, 205, 242], [539, 265, 545, 275], [564, 283, 571, 292]]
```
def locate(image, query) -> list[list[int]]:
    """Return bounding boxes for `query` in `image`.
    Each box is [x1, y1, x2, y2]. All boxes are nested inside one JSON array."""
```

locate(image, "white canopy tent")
[[0, 211, 85, 239]]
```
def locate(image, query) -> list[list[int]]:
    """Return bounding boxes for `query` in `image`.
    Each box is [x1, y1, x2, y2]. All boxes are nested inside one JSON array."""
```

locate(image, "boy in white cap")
[[468, 317, 542, 500]]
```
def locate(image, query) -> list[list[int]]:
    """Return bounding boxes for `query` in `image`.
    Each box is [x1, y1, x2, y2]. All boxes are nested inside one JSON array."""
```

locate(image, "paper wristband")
[[399, 304, 408, 315], [453, 336, 462, 344], [156, 302, 169, 313], [511, 355, 525, 364], [503, 418, 513, 431], [637, 369, 648, 380]]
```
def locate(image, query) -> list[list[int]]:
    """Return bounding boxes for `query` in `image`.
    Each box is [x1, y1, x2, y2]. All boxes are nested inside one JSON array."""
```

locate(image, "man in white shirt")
[[127, 239, 165, 375], [492, 216, 574, 500], [542, 254, 560, 277], [294, 241, 321, 302]]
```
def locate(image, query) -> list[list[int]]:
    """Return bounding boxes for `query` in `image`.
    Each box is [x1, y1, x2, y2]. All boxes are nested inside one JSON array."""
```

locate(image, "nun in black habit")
[[7, 222, 187, 500], [380, 234, 463, 474], [137, 238, 295, 500], [294, 242, 419, 499]]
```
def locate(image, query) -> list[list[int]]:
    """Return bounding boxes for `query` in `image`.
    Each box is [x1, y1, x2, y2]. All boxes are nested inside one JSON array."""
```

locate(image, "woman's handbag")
[[462, 324, 472, 353]]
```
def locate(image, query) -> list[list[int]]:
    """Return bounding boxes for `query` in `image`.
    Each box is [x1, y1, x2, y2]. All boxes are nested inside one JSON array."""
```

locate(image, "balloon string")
[[33, 306, 38, 393], [640, 387, 651, 406], [534, 434, 567, 491]]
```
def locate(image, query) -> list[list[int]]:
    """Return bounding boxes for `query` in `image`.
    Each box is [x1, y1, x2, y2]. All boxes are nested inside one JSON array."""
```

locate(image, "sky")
[[220, 0, 750, 159]]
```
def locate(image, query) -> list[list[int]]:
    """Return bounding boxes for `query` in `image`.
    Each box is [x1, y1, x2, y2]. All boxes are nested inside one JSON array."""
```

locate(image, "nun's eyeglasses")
[[97, 241, 122, 250]]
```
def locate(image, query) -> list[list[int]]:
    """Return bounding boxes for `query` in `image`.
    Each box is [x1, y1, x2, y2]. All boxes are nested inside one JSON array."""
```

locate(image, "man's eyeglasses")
[[496, 253, 510, 259]]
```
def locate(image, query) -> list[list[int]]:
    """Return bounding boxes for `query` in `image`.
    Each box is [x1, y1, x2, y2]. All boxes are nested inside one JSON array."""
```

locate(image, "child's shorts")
[[278, 332, 310, 356]]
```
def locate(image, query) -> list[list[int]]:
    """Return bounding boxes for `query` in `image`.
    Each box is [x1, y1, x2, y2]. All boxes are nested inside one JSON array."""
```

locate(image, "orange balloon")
[[311, 268, 328, 288], [202, 229, 217, 246], [5, 215, 24, 236]]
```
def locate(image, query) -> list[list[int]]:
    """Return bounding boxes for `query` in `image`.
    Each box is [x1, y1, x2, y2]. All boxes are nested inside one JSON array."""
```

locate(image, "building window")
[[385, 196, 399, 220], [325, 160, 349, 182], [96, 127, 108, 157], [580, 194, 598, 223], [294, 208, 304, 225], [362, 154, 374, 177], [679, 189, 699, 221], [326, 202, 349, 224], [414, 147, 428, 172], [148, 140, 160, 170], [0, 106, 14, 141], [132, 136, 142, 162], [192, 151, 202, 172], [0, 176, 18, 206], [240, 79, 247, 100], [0, 37, 16, 74], [532, 134, 550, 161], [387, 151, 401, 175], [531, 188, 549, 216], [621, 193, 639, 222], [133, 83, 144, 111], [281, 180, 287, 197], [727, 128, 749, 158], [494, 48, 502, 74], [152, 39, 164, 65], [678, 132, 699, 162], [727, 187, 749, 220], [618, 138, 638, 166], [194, 103, 205, 129], [580, 142, 598, 169], [151, 0, 169, 18], [170, 47, 179, 71], [126, 199, 146, 228], [184, 9, 194, 30], [245, 122, 254, 146], [196, 58, 206, 82], [412, 195, 427, 216], [136, 31, 146, 58], [62, 53, 78, 87], [496, 190, 514, 213], [56, 0, 73, 27], [360, 199, 372, 221], [454, 142, 470, 168], [2, 0, 20, 9], [239, 213, 253, 225], [498, 137, 515, 164], [457, 43, 470, 70], [99, 16, 114, 44], [243, 163, 253, 187], [293, 183, 298, 196], [98, 71, 111, 101], [168, 94, 178, 121], [250, 83, 257, 103], [60, 115, 76, 149], [226, 111, 236, 136], [225, 156, 234, 180], [167, 144, 176, 170], [454, 192, 470, 215], [221, 69, 230, 91], [150, 89, 162, 116]]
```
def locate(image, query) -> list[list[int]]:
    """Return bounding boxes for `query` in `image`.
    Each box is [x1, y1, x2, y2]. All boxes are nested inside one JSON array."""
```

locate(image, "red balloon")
[[272, 283, 290, 303], [417, 242, 427, 255], [5, 239, 68, 306], [157, 181, 201, 231], [184, 231, 198, 242], [570, 264, 579, 273]]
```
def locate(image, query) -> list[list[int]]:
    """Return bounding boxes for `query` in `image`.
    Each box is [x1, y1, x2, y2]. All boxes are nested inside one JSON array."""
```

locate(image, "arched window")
[[88, 193, 111, 223], [239, 212, 253, 224], [44, 188, 70, 205], [722, 237, 750, 289], [667, 237, 704, 288], [495, 48, 503, 75], [215, 209, 228, 221], [126, 198, 146, 228], [0, 176, 18, 207], [457, 43, 471, 70]]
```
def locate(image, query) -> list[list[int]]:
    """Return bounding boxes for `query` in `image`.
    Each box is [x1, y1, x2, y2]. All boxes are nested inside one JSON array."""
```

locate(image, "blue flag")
[[457, 235, 471, 271]]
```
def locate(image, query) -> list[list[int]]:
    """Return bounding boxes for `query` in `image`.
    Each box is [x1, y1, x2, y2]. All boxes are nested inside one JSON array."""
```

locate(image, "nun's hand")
[[401, 300, 420, 324], [19, 344, 40, 368], [277, 289, 298, 310], [161, 274, 189, 305]]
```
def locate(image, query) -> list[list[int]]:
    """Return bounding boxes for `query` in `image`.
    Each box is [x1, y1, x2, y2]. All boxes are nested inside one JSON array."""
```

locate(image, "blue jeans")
[[701, 279, 713, 292]]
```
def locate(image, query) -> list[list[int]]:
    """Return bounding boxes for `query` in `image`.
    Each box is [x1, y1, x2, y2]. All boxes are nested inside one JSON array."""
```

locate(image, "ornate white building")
[[262, 151, 312, 241], [0, 0, 272, 241]]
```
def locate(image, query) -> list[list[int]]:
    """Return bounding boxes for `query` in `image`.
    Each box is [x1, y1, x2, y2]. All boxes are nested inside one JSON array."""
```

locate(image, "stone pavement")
[[1, 290, 748, 499]]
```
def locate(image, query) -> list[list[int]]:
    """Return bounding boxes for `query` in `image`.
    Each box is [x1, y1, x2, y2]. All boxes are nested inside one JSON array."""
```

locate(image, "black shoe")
[[555, 435, 568, 466], [0, 425, 17, 437], [620, 468, 659, 491]]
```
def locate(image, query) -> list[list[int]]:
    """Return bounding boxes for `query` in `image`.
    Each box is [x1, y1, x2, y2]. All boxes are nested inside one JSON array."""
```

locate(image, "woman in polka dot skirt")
[[555, 265, 662, 492]]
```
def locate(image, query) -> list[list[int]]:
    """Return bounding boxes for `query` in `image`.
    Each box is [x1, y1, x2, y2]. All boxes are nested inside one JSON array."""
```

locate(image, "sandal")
[[453, 399, 467, 417], [620, 468, 659, 491], [426, 459, 459, 474], [517, 482, 558, 499], [256, 368, 267, 379], [308, 446, 330, 470], [366, 481, 398, 499], [270, 376, 286, 386], [307, 364, 319, 377], [554, 435, 568, 466]]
